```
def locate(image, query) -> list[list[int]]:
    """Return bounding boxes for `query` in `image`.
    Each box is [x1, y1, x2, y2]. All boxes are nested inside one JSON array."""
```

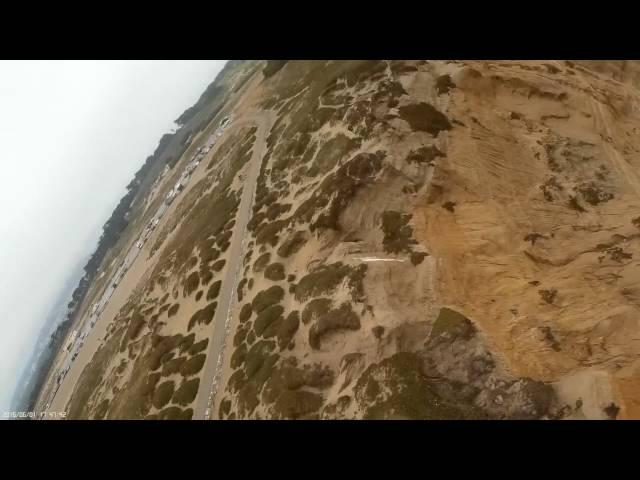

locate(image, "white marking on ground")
[[354, 257, 406, 262]]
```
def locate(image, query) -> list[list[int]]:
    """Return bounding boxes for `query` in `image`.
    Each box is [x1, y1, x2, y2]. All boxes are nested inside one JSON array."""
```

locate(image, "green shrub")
[[251, 286, 285, 314], [178, 334, 196, 353], [183, 272, 200, 297], [124, 311, 146, 346], [228, 369, 247, 393], [149, 334, 184, 370], [157, 405, 192, 420], [372, 326, 385, 340], [254, 305, 284, 336], [302, 298, 332, 325], [186, 256, 198, 270], [263, 60, 288, 78], [277, 311, 300, 350], [167, 303, 180, 317], [179, 353, 206, 377], [231, 344, 247, 369], [253, 252, 271, 272], [244, 340, 277, 381], [435, 74, 456, 95], [207, 280, 222, 301], [410, 252, 428, 265], [216, 230, 233, 248], [405, 145, 444, 165], [200, 268, 213, 285], [355, 352, 488, 420], [264, 263, 286, 281], [239, 303, 253, 323], [172, 378, 200, 406], [234, 325, 249, 347], [381, 211, 417, 254], [265, 202, 292, 221], [313, 134, 361, 175], [237, 278, 247, 302], [201, 248, 220, 265], [429, 307, 476, 342], [398, 102, 451, 136], [161, 351, 175, 364], [212, 259, 226, 272], [295, 262, 366, 302], [273, 390, 323, 420], [152, 381, 175, 409], [162, 357, 187, 376], [219, 398, 232, 418], [157, 406, 182, 420], [94, 399, 109, 420], [255, 219, 290, 246], [189, 338, 209, 355], [308, 303, 360, 349], [188, 302, 218, 330]]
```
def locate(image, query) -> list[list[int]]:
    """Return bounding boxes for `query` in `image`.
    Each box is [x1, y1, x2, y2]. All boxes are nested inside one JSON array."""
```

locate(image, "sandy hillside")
[[51, 60, 640, 420], [214, 60, 640, 420]]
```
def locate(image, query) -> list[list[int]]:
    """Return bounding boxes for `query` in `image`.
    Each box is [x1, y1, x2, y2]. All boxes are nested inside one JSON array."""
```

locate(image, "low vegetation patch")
[[302, 298, 332, 325], [398, 102, 452, 136], [189, 338, 209, 355], [264, 263, 286, 281], [253, 253, 271, 272], [239, 303, 253, 323], [162, 356, 187, 376], [187, 302, 218, 331], [277, 231, 307, 258], [277, 311, 300, 350], [294, 152, 385, 232], [206, 280, 222, 301], [381, 211, 418, 254], [183, 272, 200, 297], [355, 352, 487, 419], [179, 353, 206, 377], [308, 302, 360, 349], [429, 308, 476, 342], [405, 145, 444, 165], [153, 381, 175, 409], [295, 262, 367, 302], [254, 305, 285, 336], [251, 286, 285, 314], [172, 378, 200, 406], [167, 303, 180, 317]]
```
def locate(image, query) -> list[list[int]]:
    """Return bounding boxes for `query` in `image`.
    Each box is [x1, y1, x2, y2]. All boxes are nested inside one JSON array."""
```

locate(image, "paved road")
[[43, 189, 177, 416], [41, 120, 231, 417], [41, 109, 273, 420], [193, 111, 275, 420]]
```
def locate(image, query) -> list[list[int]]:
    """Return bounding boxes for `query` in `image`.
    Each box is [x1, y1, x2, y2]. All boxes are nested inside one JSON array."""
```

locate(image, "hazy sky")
[[0, 60, 227, 412]]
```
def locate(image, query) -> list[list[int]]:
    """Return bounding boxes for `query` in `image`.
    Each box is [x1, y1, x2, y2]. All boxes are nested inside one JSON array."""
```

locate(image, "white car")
[[204, 408, 210, 418]]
